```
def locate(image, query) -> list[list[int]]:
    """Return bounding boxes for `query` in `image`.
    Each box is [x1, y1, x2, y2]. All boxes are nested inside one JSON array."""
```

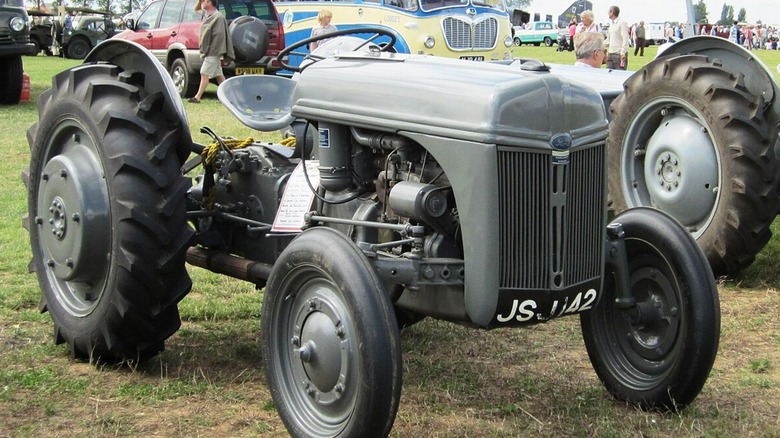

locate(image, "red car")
[[113, 0, 285, 98]]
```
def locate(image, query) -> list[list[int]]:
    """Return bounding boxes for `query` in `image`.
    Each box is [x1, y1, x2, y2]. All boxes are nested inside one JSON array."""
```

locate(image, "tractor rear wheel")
[[608, 54, 780, 276], [26, 63, 193, 362]]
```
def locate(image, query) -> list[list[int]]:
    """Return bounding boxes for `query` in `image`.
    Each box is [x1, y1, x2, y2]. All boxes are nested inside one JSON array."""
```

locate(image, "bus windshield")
[[418, 0, 506, 12]]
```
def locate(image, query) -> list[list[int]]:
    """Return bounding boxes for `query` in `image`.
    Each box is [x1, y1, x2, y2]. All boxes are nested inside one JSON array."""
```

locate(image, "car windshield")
[[418, 0, 506, 12]]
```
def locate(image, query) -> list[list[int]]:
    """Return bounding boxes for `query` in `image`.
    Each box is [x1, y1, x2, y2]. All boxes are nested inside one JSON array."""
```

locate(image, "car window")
[[219, 0, 276, 22], [159, 0, 185, 28], [183, 0, 202, 22], [137, 1, 164, 30]]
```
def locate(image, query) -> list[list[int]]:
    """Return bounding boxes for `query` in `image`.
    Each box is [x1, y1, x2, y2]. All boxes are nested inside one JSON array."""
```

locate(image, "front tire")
[[544, 36, 553, 47], [27, 63, 193, 362], [0, 55, 23, 105], [608, 54, 780, 276], [170, 58, 198, 98], [66, 38, 91, 59], [581, 208, 720, 410], [29, 39, 41, 56], [261, 227, 402, 437]]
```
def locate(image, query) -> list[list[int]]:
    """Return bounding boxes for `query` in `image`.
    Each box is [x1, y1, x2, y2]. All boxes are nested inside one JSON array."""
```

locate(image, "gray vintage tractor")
[[25, 32, 723, 437]]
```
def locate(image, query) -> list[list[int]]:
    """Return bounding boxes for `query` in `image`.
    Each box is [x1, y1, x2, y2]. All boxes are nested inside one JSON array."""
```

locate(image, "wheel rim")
[[272, 267, 358, 435], [171, 63, 187, 96], [71, 42, 89, 58], [35, 119, 110, 317], [605, 248, 682, 389], [620, 97, 720, 237]]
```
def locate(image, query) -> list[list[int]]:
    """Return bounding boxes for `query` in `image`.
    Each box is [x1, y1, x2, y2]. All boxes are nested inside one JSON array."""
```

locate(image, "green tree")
[[694, 0, 708, 23], [737, 7, 746, 23], [719, 3, 734, 25]]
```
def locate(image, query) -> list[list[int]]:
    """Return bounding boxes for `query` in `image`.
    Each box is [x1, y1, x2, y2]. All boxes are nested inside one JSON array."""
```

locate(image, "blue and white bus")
[[276, 0, 514, 69]]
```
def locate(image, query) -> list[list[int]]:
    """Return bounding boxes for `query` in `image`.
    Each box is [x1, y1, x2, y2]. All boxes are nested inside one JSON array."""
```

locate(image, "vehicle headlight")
[[10, 17, 26, 32], [424, 36, 435, 49], [504, 36, 513, 47]]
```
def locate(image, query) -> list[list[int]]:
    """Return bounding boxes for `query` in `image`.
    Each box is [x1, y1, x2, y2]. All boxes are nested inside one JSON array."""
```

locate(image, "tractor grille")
[[497, 144, 605, 290], [442, 17, 498, 50]]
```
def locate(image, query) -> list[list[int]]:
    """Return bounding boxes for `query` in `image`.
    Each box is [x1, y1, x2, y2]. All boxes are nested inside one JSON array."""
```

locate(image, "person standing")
[[606, 5, 629, 70], [729, 20, 740, 44], [568, 19, 577, 51], [575, 10, 599, 34], [573, 32, 606, 68], [310, 9, 338, 51], [633, 20, 646, 56], [189, 0, 234, 103]]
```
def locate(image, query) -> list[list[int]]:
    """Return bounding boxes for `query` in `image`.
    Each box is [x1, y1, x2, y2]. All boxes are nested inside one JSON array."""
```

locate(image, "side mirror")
[[125, 18, 135, 30]]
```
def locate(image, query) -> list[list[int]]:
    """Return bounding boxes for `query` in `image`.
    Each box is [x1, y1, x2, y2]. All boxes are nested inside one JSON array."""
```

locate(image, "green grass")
[[1, 49, 780, 436]]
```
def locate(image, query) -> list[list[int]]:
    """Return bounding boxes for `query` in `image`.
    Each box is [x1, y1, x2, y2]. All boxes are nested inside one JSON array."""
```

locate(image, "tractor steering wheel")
[[276, 27, 397, 72]]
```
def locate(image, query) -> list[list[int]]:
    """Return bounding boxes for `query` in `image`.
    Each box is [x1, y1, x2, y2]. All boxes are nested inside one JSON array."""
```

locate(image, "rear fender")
[[85, 39, 193, 153], [660, 36, 780, 126]]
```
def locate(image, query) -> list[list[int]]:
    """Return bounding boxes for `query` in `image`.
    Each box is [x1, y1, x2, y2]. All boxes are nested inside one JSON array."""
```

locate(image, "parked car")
[[27, 9, 55, 55], [512, 21, 558, 46], [61, 11, 116, 59], [0, 0, 36, 104], [112, 0, 285, 98]]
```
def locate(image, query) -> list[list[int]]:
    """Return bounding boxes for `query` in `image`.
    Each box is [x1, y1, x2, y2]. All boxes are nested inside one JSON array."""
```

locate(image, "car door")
[[151, 0, 187, 55], [123, 0, 164, 51], [169, 0, 202, 50]]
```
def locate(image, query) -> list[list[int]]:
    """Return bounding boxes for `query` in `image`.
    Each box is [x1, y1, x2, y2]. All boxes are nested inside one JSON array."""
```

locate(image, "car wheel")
[[513, 37, 521, 46], [0, 55, 23, 105], [544, 36, 553, 47], [170, 58, 199, 98], [66, 38, 91, 59], [29, 39, 41, 56]]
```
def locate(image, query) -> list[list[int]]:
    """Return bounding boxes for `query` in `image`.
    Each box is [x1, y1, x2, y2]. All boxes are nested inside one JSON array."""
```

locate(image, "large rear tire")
[[26, 63, 193, 362], [608, 54, 780, 276], [0, 55, 23, 105], [261, 227, 402, 437], [581, 208, 720, 410]]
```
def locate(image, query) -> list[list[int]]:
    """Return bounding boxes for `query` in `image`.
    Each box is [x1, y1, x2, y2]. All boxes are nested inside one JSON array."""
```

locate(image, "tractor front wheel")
[[261, 227, 402, 437], [581, 208, 720, 410]]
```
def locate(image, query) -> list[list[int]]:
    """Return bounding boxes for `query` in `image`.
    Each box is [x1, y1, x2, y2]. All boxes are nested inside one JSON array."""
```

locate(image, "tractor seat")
[[217, 75, 296, 132]]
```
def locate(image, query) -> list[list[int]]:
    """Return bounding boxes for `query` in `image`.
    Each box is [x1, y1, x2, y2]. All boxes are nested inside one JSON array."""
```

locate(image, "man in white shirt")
[[606, 5, 629, 70], [573, 32, 606, 68]]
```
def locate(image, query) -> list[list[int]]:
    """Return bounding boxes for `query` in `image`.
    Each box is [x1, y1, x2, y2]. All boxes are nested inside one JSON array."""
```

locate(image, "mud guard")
[[660, 36, 780, 127], [85, 39, 193, 153]]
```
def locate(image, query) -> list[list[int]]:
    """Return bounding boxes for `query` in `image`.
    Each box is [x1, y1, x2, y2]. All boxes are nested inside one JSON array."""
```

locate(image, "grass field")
[[1, 46, 779, 437]]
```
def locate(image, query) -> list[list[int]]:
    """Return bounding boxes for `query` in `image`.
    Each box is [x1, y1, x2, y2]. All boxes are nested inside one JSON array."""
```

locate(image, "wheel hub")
[[36, 133, 110, 313], [48, 196, 68, 241], [643, 112, 718, 227], [291, 295, 349, 406], [622, 267, 680, 363]]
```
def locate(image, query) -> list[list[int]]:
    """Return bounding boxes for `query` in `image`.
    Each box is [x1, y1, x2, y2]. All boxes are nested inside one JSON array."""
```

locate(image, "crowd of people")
[[565, 5, 780, 70]]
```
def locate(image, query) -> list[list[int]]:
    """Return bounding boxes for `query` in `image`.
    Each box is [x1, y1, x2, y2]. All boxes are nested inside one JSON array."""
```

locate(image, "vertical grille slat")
[[498, 144, 605, 291], [442, 17, 498, 50]]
